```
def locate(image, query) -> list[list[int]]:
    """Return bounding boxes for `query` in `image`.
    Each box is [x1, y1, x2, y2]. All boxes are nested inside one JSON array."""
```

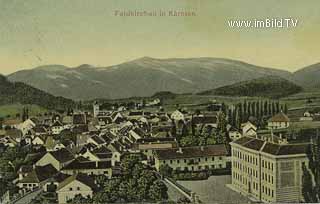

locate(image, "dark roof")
[[35, 164, 58, 182], [131, 127, 147, 137], [62, 159, 112, 170], [33, 126, 47, 133], [73, 114, 86, 125], [92, 146, 112, 159], [90, 135, 105, 145], [52, 120, 63, 127], [232, 137, 254, 145], [232, 137, 264, 151], [155, 145, 228, 160], [262, 143, 308, 155], [243, 139, 265, 151], [20, 164, 57, 183], [50, 148, 75, 163], [137, 137, 176, 143], [232, 137, 308, 156], [78, 143, 97, 154]]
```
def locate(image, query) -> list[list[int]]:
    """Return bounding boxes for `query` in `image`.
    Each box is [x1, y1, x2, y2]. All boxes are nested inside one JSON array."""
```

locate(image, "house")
[[87, 135, 106, 147], [154, 145, 229, 172], [51, 120, 65, 135], [81, 146, 113, 163], [17, 164, 57, 194], [36, 148, 75, 170], [17, 118, 37, 136], [32, 125, 48, 136], [2, 118, 22, 129], [267, 112, 290, 129], [170, 110, 185, 121], [57, 173, 97, 204], [241, 121, 257, 138], [229, 128, 242, 141], [136, 137, 177, 162], [61, 157, 113, 178], [3, 129, 23, 146], [33, 135, 47, 146], [127, 128, 145, 143], [230, 136, 308, 203], [300, 111, 313, 121]]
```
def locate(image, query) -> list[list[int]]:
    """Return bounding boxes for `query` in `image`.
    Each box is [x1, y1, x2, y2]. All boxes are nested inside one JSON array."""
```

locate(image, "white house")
[[241, 121, 257, 138], [57, 174, 97, 204], [267, 112, 290, 129], [17, 118, 37, 136], [51, 120, 65, 135], [170, 110, 185, 121]]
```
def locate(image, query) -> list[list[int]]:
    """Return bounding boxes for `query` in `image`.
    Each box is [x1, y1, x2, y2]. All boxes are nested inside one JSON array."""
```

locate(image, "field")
[[0, 104, 47, 118]]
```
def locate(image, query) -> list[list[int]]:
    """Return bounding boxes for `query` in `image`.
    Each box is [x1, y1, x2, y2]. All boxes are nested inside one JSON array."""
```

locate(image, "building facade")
[[154, 145, 229, 172], [230, 137, 308, 203]]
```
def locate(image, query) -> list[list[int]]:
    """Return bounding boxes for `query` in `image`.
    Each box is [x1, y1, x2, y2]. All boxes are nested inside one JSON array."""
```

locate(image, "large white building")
[[230, 137, 309, 203], [154, 145, 229, 172]]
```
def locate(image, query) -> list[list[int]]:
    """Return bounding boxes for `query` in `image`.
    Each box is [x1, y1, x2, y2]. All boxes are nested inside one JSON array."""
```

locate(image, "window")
[[205, 157, 208, 162], [212, 157, 215, 161], [170, 160, 173, 164], [198, 158, 201, 162], [219, 157, 222, 160], [219, 164, 222, 168], [77, 187, 80, 190], [69, 187, 73, 191], [211, 165, 215, 169], [177, 160, 180, 164]]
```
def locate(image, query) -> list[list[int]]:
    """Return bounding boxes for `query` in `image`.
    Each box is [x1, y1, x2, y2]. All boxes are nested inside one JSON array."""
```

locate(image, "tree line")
[[228, 100, 288, 129]]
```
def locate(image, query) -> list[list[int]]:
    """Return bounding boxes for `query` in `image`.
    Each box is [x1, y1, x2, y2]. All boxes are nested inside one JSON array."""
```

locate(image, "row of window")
[[262, 159, 274, 171], [163, 156, 223, 165], [262, 185, 274, 198], [262, 172, 274, 184], [233, 161, 259, 178], [233, 149, 258, 166], [69, 187, 81, 191], [175, 164, 223, 171]]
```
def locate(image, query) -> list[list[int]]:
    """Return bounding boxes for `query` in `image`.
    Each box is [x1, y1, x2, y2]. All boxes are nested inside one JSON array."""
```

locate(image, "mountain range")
[[7, 57, 320, 100]]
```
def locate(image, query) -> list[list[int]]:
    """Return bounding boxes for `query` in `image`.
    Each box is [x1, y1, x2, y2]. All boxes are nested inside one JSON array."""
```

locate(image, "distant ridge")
[[198, 76, 303, 98], [8, 57, 292, 100], [0, 75, 75, 109]]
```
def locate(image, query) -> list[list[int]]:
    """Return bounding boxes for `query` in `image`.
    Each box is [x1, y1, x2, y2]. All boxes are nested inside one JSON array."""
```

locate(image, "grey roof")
[[155, 145, 228, 160], [50, 148, 75, 163]]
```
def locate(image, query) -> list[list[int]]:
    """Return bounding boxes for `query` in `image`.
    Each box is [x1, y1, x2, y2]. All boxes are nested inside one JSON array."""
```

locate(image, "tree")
[[284, 104, 288, 114], [264, 101, 268, 116], [302, 163, 317, 202], [159, 164, 173, 178], [68, 194, 92, 204], [148, 180, 168, 201]]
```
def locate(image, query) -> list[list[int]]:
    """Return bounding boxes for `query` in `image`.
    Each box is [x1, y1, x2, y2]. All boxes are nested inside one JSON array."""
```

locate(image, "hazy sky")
[[1, 0, 320, 74]]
